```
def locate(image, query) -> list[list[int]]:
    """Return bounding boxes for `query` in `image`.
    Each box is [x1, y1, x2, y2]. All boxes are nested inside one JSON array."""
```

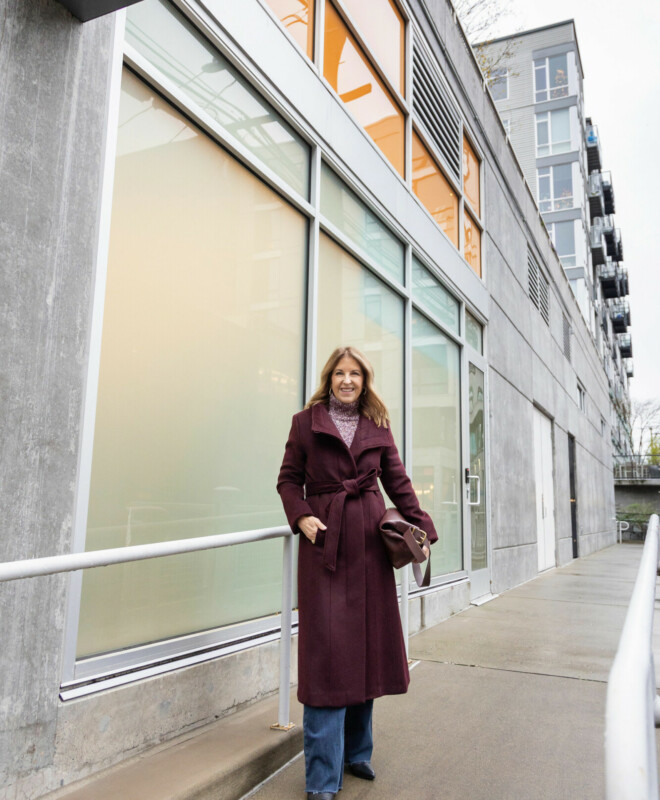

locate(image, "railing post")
[[271, 533, 295, 731]]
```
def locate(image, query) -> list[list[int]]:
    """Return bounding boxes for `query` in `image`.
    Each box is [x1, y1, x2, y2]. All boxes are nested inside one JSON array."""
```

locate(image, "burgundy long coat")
[[277, 403, 438, 708]]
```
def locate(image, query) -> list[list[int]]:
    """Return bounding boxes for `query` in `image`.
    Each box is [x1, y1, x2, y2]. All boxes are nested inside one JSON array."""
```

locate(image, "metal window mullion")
[[401, 244, 413, 654], [306, 146, 322, 401], [315, 0, 325, 76]]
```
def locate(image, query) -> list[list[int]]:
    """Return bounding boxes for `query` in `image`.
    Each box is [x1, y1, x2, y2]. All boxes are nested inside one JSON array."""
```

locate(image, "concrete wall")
[[0, 1, 117, 796]]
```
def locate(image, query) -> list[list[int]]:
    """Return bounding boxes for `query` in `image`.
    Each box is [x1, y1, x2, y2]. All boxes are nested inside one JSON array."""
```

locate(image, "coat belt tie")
[[305, 468, 381, 572]]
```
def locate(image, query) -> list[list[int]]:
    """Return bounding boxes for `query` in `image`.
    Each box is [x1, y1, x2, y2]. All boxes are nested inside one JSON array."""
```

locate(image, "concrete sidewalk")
[[250, 543, 660, 800], [47, 543, 660, 800]]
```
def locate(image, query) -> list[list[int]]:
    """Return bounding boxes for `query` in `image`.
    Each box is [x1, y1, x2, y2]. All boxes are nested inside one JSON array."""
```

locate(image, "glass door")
[[467, 359, 490, 600]]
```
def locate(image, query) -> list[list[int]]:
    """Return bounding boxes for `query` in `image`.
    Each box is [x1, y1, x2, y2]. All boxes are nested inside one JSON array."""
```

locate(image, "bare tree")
[[452, 0, 520, 85], [623, 398, 660, 462]]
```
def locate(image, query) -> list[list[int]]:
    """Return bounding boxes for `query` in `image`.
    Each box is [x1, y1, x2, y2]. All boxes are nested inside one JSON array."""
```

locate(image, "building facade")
[[482, 21, 633, 463], [0, 1, 616, 796]]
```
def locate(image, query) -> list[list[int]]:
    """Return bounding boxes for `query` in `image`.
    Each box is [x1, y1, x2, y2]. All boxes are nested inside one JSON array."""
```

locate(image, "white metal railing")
[[0, 526, 416, 729], [605, 514, 660, 799], [0, 526, 298, 730]]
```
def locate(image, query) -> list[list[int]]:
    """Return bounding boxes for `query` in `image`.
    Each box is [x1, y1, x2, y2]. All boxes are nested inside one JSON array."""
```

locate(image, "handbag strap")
[[411, 556, 431, 588], [403, 527, 431, 588]]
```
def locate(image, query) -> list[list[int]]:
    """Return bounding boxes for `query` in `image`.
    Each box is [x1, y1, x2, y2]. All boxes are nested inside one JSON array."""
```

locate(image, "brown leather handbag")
[[378, 508, 431, 587]]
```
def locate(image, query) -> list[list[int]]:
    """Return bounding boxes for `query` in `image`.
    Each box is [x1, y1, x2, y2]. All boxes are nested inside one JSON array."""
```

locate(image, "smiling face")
[[330, 355, 364, 404]]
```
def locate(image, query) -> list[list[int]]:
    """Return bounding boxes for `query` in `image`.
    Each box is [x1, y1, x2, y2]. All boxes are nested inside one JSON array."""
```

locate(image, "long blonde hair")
[[306, 346, 390, 428]]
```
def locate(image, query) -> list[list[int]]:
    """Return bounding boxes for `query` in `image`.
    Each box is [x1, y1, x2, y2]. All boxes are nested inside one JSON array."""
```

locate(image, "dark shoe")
[[347, 761, 375, 780], [307, 794, 336, 799]]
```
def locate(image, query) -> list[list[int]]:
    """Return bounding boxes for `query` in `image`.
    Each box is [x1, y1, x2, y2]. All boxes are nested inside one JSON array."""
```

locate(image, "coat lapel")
[[350, 414, 390, 458]]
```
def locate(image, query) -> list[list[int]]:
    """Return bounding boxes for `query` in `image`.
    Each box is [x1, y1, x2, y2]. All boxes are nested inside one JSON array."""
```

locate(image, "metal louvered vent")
[[539, 272, 550, 325], [528, 252, 539, 308], [412, 38, 461, 181], [563, 313, 571, 361]]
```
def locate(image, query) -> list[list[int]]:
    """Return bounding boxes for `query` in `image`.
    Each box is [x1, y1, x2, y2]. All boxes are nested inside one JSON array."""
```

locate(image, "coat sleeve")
[[380, 427, 438, 545], [277, 414, 314, 534]]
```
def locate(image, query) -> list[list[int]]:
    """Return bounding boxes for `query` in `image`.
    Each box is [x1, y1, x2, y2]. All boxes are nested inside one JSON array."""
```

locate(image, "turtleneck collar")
[[329, 393, 360, 416]]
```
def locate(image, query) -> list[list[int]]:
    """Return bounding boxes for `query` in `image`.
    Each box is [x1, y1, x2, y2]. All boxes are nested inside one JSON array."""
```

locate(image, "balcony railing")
[[614, 456, 660, 481], [620, 266, 630, 296], [611, 301, 631, 333], [586, 123, 602, 171], [602, 170, 616, 214], [588, 172, 605, 219], [590, 225, 607, 266], [615, 228, 624, 263], [618, 332, 633, 359], [626, 359, 634, 378], [599, 260, 622, 298]]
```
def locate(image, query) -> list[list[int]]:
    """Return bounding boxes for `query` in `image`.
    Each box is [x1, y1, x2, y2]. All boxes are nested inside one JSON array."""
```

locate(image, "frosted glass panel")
[[412, 312, 462, 577], [317, 233, 404, 445], [77, 70, 306, 657], [126, 0, 310, 197], [411, 258, 459, 334], [321, 162, 404, 284]]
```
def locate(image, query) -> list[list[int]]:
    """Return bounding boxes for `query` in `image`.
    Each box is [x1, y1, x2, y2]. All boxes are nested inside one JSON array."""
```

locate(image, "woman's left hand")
[[422, 544, 430, 559]]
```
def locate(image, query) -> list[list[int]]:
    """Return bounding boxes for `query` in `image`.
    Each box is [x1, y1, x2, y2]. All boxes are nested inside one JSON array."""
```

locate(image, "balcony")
[[602, 170, 615, 214], [618, 333, 633, 359], [588, 172, 604, 219], [625, 359, 634, 378], [586, 122, 602, 172], [610, 300, 630, 333], [599, 260, 621, 298], [620, 265, 629, 296], [589, 225, 606, 266], [615, 229, 623, 262]]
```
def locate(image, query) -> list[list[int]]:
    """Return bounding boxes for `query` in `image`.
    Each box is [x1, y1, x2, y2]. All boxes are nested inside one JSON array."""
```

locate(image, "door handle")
[[468, 474, 481, 506]]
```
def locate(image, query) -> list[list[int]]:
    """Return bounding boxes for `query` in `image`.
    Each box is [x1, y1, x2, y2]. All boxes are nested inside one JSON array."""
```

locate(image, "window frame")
[[537, 163, 574, 213], [534, 53, 569, 103], [490, 67, 508, 101], [535, 109, 571, 157]]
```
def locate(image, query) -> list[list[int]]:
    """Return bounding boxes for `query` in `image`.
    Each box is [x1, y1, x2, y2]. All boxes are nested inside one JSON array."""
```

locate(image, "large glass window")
[[317, 233, 404, 443], [462, 136, 480, 217], [320, 162, 404, 284], [534, 54, 568, 103], [411, 258, 459, 335], [323, 1, 405, 176], [412, 131, 458, 247], [465, 311, 483, 352], [338, 0, 405, 95], [536, 109, 571, 157], [77, 70, 307, 657], [126, 0, 311, 198], [464, 211, 481, 278], [538, 163, 573, 212], [548, 220, 576, 267], [412, 312, 462, 577], [263, 0, 315, 58]]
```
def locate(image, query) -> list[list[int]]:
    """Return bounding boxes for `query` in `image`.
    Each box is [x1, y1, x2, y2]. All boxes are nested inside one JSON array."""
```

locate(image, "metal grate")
[[539, 272, 550, 325], [528, 251, 540, 309], [412, 38, 462, 181], [563, 313, 571, 361]]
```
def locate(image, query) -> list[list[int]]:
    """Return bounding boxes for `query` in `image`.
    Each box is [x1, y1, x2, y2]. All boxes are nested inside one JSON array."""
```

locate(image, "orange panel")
[[264, 0, 314, 59], [464, 210, 482, 277], [324, 1, 405, 176], [412, 131, 458, 247], [338, 0, 405, 95], [462, 135, 480, 216]]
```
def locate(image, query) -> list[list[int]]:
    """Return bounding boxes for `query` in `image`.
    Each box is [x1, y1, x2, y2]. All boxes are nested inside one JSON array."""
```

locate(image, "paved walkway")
[[48, 543, 660, 800], [249, 543, 659, 800]]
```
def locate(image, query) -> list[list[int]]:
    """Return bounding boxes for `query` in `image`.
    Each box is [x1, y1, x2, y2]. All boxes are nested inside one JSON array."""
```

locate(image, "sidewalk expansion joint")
[[415, 657, 608, 685]]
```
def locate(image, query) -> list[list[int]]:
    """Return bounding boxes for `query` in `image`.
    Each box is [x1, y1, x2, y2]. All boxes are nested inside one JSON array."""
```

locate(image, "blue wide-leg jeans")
[[303, 700, 374, 794]]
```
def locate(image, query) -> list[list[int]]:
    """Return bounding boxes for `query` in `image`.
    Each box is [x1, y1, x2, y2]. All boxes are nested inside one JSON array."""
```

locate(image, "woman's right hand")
[[297, 515, 327, 544]]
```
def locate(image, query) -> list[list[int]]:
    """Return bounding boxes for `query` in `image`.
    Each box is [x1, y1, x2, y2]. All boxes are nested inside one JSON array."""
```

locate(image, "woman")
[[277, 346, 437, 800]]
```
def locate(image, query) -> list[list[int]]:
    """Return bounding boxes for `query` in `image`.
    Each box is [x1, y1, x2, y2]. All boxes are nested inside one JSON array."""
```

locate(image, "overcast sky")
[[485, 0, 660, 402]]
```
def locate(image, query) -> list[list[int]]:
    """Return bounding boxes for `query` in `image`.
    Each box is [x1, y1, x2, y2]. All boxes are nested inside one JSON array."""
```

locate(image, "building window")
[[323, 0, 405, 176], [536, 109, 571, 157], [547, 221, 576, 267], [263, 0, 315, 58], [577, 382, 586, 413], [411, 258, 460, 334], [538, 164, 573, 212], [412, 130, 459, 247], [462, 135, 480, 217], [465, 310, 483, 352], [77, 69, 308, 658], [534, 54, 569, 102], [412, 311, 462, 577], [463, 211, 481, 278], [126, 0, 312, 198], [490, 68, 508, 101]]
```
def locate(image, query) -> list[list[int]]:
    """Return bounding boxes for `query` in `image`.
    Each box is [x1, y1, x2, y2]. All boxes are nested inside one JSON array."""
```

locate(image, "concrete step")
[[44, 690, 303, 800]]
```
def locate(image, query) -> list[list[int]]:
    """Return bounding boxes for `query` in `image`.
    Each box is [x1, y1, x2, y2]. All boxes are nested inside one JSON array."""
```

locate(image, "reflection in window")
[[538, 164, 573, 212], [78, 70, 307, 658], [263, 0, 315, 58], [126, 0, 311, 197], [464, 211, 481, 277], [412, 131, 458, 247], [548, 220, 576, 267], [411, 258, 459, 335], [317, 233, 404, 443], [320, 162, 404, 283], [338, 0, 405, 95], [465, 311, 483, 353], [412, 311, 462, 577], [323, 1, 405, 176], [536, 109, 571, 157], [462, 135, 480, 217], [534, 54, 569, 103]]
